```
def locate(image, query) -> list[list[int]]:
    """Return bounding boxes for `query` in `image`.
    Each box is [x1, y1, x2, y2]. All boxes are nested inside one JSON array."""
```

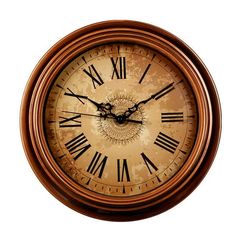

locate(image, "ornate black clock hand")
[[62, 111, 143, 124], [64, 88, 116, 117], [123, 82, 175, 118]]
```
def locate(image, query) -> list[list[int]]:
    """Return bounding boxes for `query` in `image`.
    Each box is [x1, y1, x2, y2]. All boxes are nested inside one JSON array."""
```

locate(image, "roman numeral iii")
[[83, 64, 104, 89], [65, 133, 91, 160], [161, 112, 184, 122], [87, 152, 108, 178], [111, 57, 126, 79], [154, 132, 179, 154]]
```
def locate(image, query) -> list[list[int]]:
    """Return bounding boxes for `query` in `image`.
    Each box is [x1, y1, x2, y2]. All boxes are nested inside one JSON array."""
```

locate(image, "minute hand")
[[124, 82, 175, 118]]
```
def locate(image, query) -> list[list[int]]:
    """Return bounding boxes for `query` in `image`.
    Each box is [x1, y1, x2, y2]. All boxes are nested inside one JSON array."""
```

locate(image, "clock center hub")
[[97, 94, 145, 145], [116, 115, 126, 124]]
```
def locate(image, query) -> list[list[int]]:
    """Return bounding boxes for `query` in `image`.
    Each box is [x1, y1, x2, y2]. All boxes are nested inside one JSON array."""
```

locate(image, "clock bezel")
[[20, 20, 221, 221]]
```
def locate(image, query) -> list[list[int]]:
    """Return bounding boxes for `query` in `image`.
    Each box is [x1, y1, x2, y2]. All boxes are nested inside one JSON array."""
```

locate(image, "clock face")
[[44, 43, 198, 197], [21, 20, 221, 220]]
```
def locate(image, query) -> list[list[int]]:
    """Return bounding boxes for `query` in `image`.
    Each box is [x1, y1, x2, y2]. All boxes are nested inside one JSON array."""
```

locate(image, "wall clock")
[[20, 20, 221, 221]]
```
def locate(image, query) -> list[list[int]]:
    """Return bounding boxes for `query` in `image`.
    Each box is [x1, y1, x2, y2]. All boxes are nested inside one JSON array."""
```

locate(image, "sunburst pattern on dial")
[[44, 43, 198, 197]]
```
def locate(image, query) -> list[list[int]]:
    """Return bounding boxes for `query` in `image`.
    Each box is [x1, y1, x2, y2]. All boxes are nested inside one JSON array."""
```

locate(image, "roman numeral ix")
[[59, 112, 81, 128]]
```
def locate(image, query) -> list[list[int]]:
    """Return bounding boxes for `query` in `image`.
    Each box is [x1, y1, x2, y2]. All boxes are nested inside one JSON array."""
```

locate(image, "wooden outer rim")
[[20, 20, 221, 221]]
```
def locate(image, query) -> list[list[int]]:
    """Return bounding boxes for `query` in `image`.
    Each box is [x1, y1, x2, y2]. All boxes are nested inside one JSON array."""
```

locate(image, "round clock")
[[20, 20, 221, 221]]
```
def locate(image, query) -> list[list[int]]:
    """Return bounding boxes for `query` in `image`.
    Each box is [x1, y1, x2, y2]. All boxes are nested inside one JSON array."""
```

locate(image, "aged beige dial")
[[44, 43, 198, 197]]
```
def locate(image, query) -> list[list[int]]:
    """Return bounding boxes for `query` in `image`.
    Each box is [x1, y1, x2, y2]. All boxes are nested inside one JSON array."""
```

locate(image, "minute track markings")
[[56, 84, 64, 90], [81, 56, 87, 64], [74, 169, 167, 193]]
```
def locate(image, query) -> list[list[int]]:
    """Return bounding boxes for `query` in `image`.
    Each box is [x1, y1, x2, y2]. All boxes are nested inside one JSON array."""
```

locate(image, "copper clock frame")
[[20, 20, 221, 221]]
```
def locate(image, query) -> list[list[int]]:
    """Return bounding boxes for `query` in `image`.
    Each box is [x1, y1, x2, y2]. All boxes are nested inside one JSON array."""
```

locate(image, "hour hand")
[[64, 88, 115, 117]]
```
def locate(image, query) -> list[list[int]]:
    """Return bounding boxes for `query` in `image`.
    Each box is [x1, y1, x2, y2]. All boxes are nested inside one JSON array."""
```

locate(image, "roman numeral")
[[139, 63, 151, 84], [83, 65, 104, 89], [154, 132, 179, 154], [59, 112, 81, 127], [65, 133, 91, 160], [87, 152, 108, 178], [64, 88, 85, 104], [141, 152, 158, 174], [117, 159, 130, 182], [161, 112, 184, 122], [111, 57, 126, 79]]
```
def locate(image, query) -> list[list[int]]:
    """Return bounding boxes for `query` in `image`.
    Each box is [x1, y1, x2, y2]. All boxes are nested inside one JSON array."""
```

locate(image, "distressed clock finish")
[[20, 21, 221, 221]]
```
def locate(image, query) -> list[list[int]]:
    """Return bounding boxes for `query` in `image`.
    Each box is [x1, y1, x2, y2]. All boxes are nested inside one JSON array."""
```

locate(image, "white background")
[[0, 0, 235, 235]]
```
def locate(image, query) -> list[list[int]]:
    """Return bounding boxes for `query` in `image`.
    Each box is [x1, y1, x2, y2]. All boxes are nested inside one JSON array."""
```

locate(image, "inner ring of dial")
[[97, 94, 145, 145]]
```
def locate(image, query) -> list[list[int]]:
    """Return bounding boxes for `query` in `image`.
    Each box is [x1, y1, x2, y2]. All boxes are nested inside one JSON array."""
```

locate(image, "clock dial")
[[21, 20, 221, 221], [44, 43, 198, 197]]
